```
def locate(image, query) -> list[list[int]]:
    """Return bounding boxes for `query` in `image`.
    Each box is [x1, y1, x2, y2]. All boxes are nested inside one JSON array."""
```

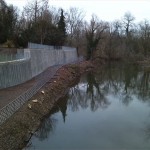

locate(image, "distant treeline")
[[0, 0, 150, 60]]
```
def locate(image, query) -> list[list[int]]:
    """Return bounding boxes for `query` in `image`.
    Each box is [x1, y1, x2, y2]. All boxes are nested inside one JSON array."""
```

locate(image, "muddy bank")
[[0, 60, 94, 150]]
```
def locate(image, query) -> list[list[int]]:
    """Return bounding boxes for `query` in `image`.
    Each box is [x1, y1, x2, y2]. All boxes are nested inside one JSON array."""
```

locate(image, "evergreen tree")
[[0, 0, 18, 45], [0, 0, 8, 43], [57, 9, 66, 46]]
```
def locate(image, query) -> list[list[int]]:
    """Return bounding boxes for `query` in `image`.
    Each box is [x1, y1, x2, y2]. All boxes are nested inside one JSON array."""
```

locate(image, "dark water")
[[25, 63, 150, 150]]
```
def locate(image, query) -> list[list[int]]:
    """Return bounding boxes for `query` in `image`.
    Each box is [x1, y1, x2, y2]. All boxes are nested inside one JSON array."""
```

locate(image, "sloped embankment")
[[0, 61, 94, 150]]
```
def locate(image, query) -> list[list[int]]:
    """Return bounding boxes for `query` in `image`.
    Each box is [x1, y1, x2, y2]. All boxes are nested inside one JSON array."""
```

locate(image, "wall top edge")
[[0, 58, 30, 65]]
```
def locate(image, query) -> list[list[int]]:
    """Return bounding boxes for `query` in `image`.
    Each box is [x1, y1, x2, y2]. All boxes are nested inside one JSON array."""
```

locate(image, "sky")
[[5, 0, 150, 22]]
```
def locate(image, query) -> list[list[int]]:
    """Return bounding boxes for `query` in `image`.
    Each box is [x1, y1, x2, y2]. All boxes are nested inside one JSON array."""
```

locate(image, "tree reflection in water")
[[67, 63, 150, 113], [97, 63, 150, 105], [26, 63, 150, 148], [34, 118, 57, 141], [25, 95, 69, 149], [36, 95, 68, 140], [69, 63, 150, 110], [69, 72, 110, 112]]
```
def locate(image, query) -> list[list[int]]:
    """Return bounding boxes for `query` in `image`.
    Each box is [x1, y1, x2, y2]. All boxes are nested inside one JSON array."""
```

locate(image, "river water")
[[25, 63, 150, 150]]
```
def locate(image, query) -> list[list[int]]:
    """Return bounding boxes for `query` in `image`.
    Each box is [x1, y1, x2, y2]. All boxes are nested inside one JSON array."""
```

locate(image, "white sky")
[[5, 0, 150, 22]]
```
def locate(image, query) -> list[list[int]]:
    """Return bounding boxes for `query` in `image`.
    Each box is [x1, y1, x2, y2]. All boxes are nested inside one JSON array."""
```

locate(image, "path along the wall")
[[0, 47, 78, 89]]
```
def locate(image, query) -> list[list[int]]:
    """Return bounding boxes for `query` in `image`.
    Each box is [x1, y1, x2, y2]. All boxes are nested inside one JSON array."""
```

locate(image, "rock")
[[32, 99, 38, 103], [28, 104, 32, 109], [41, 90, 45, 94]]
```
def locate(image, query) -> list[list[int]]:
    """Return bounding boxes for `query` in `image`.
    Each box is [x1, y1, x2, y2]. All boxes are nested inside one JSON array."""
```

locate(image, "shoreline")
[[0, 60, 94, 150]]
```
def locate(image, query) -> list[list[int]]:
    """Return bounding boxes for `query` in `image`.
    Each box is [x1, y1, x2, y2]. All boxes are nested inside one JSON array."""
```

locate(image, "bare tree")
[[85, 14, 108, 60], [66, 7, 85, 47], [112, 20, 123, 37], [139, 20, 150, 55], [22, 0, 52, 44], [38, 9, 53, 44], [48, 6, 60, 25], [123, 12, 135, 37], [23, 0, 48, 22], [103, 21, 126, 59], [139, 20, 150, 40]]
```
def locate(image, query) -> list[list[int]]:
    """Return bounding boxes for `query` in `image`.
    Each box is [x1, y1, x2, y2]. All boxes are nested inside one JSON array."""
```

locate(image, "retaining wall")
[[0, 47, 78, 89], [0, 59, 32, 89]]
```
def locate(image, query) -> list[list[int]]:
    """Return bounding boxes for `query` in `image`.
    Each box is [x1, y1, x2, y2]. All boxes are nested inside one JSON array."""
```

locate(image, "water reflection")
[[91, 63, 150, 105], [69, 63, 150, 110], [69, 72, 110, 112], [25, 63, 150, 149], [25, 95, 68, 149], [68, 63, 150, 143], [34, 117, 57, 141]]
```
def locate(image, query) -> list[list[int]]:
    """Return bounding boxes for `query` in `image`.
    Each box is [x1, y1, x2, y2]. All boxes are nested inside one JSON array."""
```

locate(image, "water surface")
[[25, 63, 150, 150]]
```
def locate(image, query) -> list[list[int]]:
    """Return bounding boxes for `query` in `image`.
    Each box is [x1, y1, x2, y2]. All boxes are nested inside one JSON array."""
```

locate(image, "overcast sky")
[[5, 0, 150, 22]]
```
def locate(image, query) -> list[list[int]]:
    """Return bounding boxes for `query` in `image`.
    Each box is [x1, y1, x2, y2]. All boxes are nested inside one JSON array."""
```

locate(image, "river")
[[24, 63, 150, 150]]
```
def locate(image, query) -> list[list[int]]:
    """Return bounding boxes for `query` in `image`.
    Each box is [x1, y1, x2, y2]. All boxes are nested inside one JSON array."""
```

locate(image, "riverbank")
[[0, 60, 94, 150]]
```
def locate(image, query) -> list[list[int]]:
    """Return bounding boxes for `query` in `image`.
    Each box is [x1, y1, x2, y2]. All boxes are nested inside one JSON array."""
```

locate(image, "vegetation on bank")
[[0, 0, 150, 60]]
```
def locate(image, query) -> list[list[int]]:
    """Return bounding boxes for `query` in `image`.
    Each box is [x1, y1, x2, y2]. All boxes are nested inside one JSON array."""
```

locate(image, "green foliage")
[[57, 9, 67, 45], [0, 1, 17, 44]]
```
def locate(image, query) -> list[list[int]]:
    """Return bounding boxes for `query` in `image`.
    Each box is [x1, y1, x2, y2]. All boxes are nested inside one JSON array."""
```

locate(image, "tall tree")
[[139, 20, 150, 55], [21, 0, 50, 45], [66, 7, 85, 46], [0, 0, 7, 43], [123, 12, 135, 38], [122, 12, 136, 55], [57, 9, 66, 46], [85, 14, 108, 60], [0, 0, 18, 44], [23, 0, 48, 23]]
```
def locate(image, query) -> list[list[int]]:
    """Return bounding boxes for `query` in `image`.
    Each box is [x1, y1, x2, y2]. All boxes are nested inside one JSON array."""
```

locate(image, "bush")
[[3, 40, 15, 48]]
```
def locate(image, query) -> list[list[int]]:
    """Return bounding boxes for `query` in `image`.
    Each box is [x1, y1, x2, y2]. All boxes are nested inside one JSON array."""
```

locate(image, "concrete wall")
[[0, 47, 78, 89], [64, 49, 77, 63], [0, 58, 32, 89]]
